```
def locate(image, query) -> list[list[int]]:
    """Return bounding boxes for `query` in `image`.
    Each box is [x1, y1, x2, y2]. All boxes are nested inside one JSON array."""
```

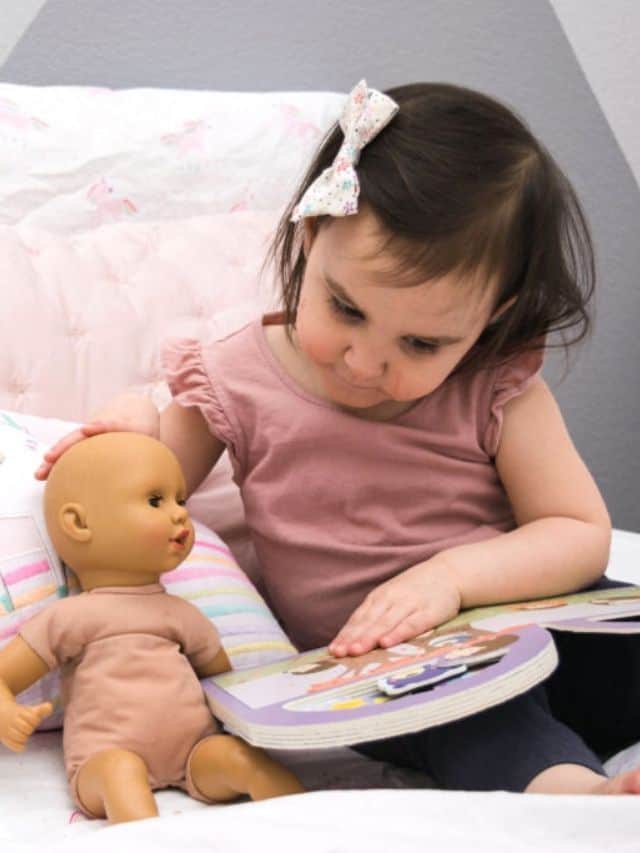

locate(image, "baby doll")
[[0, 432, 303, 823]]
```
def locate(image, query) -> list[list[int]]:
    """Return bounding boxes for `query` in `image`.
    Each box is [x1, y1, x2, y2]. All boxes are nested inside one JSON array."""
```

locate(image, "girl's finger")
[[378, 611, 429, 648], [34, 424, 113, 479], [331, 604, 399, 657], [80, 421, 113, 436], [346, 603, 410, 655], [44, 429, 87, 458], [328, 601, 376, 655]]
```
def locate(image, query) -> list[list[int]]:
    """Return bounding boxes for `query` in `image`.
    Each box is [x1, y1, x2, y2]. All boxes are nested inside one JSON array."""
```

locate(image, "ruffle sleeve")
[[161, 337, 237, 451], [483, 347, 544, 458]]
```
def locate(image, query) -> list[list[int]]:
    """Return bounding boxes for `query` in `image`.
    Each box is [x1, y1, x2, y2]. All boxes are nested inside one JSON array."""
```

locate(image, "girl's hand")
[[328, 560, 462, 657], [34, 394, 160, 480], [0, 700, 53, 752]]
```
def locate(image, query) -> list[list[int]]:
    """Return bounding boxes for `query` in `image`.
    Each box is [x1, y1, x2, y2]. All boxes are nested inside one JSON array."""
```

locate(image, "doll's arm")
[[194, 646, 232, 678], [0, 636, 53, 751]]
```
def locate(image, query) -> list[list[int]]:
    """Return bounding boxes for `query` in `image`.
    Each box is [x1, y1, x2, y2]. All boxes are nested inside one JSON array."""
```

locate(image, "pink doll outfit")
[[19, 584, 220, 814], [163, 315, 542, 652]]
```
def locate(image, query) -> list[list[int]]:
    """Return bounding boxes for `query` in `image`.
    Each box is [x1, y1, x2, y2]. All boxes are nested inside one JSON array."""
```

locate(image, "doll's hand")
[[34, 394, 160, 480], [328, 561, 462, 657], [0, 700, 53, 752]]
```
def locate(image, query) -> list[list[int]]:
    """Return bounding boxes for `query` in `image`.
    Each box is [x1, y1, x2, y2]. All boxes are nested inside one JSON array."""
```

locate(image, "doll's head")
[[44, 432, 194, 590]]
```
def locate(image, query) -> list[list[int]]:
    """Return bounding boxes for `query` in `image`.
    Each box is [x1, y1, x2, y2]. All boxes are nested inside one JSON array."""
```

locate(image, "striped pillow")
[[0, 411, 296, 729], [162, 520, 296, 670], [7, 521, 296, 731], [0, 415, 69, 728]]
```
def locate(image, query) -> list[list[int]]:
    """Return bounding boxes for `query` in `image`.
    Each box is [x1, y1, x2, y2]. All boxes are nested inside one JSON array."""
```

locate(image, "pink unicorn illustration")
[[161, 120, 210, 156], [276, 105, 320, 141], [0, 98, 48, 131], [86, 177, 138, 225]]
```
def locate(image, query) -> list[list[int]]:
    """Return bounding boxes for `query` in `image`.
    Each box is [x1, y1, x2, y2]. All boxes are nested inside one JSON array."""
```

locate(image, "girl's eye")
[[404, 337, 439, 355], [176, 498, 187, 507], [328, 294, 364, 322], [148, 495, 162, 508]]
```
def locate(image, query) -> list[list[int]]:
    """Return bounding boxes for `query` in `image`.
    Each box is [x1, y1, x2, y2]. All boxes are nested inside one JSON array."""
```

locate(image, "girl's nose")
[[343, 343, 387, 382]]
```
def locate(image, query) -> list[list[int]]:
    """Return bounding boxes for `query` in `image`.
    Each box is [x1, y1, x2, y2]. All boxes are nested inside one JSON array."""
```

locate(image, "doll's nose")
[[170, 501, 188, 521]]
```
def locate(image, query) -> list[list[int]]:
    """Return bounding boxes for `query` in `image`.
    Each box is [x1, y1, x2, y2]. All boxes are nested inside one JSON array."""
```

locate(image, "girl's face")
[[294, 210, 506, 416]]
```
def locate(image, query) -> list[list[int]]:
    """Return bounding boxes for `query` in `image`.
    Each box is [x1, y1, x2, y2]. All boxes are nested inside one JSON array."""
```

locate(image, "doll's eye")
[[148, 495, 162, 508], [176, 497, 187, 507]]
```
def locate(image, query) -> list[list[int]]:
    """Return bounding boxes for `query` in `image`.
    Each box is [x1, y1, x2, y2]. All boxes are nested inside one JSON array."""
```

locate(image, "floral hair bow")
[[290, 79, 399, 222]]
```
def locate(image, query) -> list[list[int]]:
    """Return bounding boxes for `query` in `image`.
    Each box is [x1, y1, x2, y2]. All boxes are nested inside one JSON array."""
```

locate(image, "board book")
[[204, 586, 640, 749]]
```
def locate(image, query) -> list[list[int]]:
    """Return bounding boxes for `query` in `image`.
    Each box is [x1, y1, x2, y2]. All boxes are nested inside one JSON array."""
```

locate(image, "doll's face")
[[45, 433, 195, 588], [93, 438, 194, 576]]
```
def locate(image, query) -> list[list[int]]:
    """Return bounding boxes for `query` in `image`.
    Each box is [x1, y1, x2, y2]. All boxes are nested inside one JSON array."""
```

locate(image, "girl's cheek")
[[297, 311, 337, 363], [389, 362, 450, 400]]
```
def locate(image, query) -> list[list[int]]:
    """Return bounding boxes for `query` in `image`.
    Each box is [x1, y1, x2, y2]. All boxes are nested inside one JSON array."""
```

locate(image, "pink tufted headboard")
[[0, 212, 277, 421], [0, 84, 347, 574]]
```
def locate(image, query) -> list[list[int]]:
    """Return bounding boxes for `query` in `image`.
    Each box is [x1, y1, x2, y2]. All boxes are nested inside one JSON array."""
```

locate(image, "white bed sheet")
[[1, 528, 639, 852], [3, 738, 640, 853]]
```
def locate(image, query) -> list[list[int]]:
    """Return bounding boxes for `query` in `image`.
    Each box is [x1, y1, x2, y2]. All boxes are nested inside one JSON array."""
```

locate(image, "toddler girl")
[[38, 80, 640, 796]]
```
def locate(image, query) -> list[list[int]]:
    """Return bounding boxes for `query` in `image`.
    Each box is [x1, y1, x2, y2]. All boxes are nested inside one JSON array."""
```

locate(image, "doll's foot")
[[246, 756, 305, 800], [189, 734, 305, 803]]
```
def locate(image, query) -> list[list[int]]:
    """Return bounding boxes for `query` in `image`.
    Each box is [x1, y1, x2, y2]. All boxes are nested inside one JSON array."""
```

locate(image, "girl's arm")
[[0, 637, 53, 751], [436, 376, 611, 607], [330, 377, 611, 656], [37, 395, 226, 497], [160, 401, 226, 497]]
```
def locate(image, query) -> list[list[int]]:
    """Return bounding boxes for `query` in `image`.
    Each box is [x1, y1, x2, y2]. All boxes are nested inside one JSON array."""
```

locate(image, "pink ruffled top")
[[163, 316, 542, 650]]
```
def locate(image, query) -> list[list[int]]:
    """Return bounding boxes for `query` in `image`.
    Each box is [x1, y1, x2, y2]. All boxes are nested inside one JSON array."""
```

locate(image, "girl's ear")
[[488, 294, 517, 325], [58, 503, 92, 543], [302, 218, 319, 258]]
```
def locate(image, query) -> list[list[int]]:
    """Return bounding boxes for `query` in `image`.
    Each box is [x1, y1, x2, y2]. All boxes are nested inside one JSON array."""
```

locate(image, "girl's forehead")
[[318, 215, 496, 326]]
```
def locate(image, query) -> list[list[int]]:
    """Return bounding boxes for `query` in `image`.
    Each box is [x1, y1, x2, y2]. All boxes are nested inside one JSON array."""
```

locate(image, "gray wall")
[[2, 0, 639, 529]]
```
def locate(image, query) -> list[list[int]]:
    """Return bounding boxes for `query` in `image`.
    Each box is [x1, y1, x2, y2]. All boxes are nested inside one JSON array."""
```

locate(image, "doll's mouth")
[[170, 529, 190, 547]]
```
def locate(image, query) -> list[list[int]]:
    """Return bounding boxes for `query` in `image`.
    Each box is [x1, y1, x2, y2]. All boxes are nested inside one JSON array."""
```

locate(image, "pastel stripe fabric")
[[162, 521, 296, 669], [0, 518, 296, 732]]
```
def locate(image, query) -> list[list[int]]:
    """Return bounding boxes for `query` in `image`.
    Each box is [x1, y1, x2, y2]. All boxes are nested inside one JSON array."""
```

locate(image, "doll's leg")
[[75, 748, 158, 823], [188, 734, 304, 802]]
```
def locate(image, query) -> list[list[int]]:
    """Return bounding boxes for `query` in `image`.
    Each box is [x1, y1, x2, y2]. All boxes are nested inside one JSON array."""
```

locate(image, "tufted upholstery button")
[[10, 380, 28, 395]]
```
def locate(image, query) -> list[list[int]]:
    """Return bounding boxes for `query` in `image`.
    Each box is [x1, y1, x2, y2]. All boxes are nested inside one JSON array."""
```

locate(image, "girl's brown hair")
[[268, 82, 595, 372]]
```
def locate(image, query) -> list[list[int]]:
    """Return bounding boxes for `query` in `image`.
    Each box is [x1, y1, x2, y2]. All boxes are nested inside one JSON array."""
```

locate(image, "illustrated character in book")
[[0, 433, 303, 823], [297, 625, 518, 693]]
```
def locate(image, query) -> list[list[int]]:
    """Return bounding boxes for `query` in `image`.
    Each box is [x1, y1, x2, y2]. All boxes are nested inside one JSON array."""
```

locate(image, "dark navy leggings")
[[355, 579, 640, 791]]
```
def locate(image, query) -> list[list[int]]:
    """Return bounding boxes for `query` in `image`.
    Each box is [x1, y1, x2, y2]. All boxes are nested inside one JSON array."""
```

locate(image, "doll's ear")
[[58, 502, 92, 543]]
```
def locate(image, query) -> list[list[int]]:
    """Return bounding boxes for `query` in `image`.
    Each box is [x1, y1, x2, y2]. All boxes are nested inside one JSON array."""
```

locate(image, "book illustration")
[[283, 627, 519, 712], [378, 662, 467, 696], [214, 624, 519, 710], [459, 587, 640, 635], [205, 621, 557, 748], [204, 585, 640, 749]]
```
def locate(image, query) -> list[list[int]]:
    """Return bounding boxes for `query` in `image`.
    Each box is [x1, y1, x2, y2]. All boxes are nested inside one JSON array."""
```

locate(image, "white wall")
[[0, 0, 46, 66], [551, 0, 640, 186], [2, 0, 639, 528]]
